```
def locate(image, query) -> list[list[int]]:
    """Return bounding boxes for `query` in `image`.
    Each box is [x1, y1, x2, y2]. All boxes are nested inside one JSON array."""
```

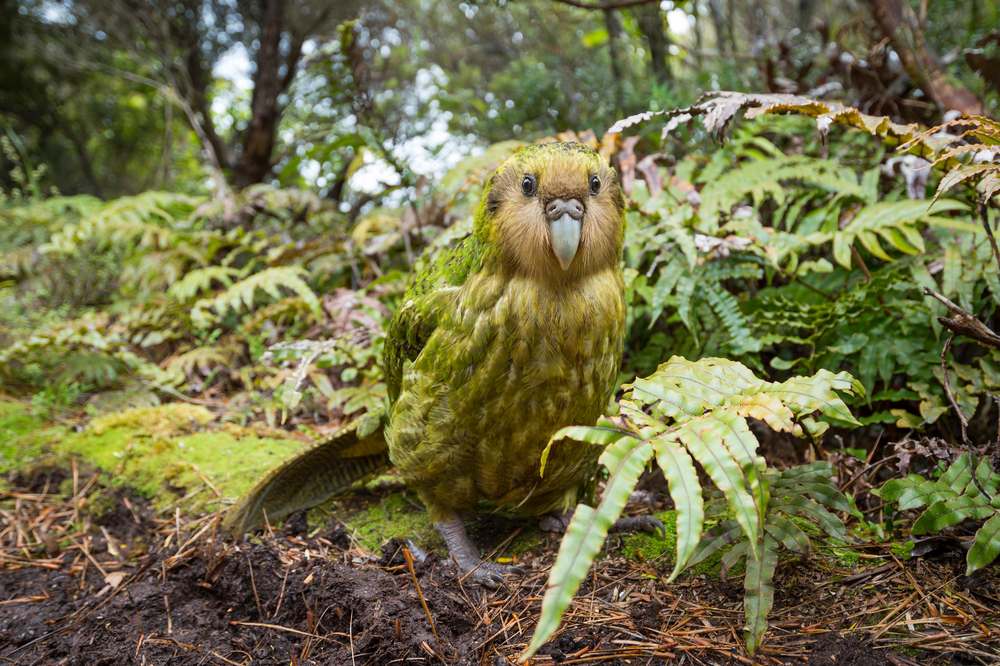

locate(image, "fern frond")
[[523, 358, 862, 662], [699, 156, 863, 231], [168, 266, 242, 301], [165, 345, 237, 377], [827, 199, 969, 268], [191, 266, 322, 328]]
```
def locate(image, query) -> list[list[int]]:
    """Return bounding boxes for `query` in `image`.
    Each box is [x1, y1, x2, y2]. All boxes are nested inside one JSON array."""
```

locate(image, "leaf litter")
[[1, 462, 998, 665]]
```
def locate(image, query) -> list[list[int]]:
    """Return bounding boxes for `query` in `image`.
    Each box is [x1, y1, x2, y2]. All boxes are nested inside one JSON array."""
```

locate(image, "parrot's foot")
[[435, 516, 526, 589], [609, 514, 666, 537], [541, 510, 666, 538], [538, 512, 573, 533]]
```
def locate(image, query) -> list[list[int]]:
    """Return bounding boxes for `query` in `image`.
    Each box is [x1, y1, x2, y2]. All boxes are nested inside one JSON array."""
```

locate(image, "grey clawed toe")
[[435, 515, 526, 589], [610, 514, 666, 537]]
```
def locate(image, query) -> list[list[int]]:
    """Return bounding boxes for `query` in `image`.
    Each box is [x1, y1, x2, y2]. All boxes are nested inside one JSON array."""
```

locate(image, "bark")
[[235, 0, 286, 189], [604, 8, 626, 108], [707, 0, 729, 54], [67, 123, 106, 199], [692, 0, 703, 66], [185, 36, 233, 171], [864, 0, 982, 115], [632, 3, 671, 85]]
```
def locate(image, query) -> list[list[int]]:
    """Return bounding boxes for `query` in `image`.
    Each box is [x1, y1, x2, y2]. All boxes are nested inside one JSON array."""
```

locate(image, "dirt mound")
[[3, 471, 997, 665]]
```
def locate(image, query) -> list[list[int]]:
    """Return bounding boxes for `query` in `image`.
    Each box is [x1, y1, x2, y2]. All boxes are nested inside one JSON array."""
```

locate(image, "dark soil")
[[2, 474, 999, 665], [806, 633, 883, 666]]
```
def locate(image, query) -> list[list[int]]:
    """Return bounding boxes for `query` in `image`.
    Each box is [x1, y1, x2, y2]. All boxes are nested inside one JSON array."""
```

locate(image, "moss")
[[334, 491, 441, 553], [88, 404, 214, 439], [81, 488, 118, 521], [508, 530, 544, 555], [614, 509, 675, 570], [0, 401, 306, 512]]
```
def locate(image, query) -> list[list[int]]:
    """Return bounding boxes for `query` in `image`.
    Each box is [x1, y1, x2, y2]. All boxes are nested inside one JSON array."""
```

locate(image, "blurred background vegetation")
[[3, 0, 1000, 463]]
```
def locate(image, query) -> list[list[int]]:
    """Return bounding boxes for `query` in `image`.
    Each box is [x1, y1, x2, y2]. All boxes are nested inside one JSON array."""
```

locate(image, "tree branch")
[[549, 0, 659, 10], [923, 287, 1000, 350]]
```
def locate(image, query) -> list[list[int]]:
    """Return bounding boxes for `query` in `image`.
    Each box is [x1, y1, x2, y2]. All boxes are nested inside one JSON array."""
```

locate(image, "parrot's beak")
[[549, 213, 582, 271]]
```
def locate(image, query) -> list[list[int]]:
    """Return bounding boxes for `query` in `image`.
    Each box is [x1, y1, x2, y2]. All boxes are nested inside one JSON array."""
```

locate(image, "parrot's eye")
[[589, 175, 601, 195], [521, 175, 537, 196]]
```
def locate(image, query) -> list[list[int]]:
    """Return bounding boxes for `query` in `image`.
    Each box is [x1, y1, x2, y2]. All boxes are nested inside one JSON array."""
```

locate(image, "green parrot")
[[224, 141, 662, 585]]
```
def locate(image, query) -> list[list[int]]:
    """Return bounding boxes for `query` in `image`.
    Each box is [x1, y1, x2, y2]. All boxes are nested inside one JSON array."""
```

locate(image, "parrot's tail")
[[223, 406, 391, 534]]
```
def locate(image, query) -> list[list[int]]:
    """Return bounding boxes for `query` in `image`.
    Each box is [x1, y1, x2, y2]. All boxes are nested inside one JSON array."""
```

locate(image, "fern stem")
[[978, 201, 1000, 281], [940, 334, 992, 501], [782, 268, 834, 301], [850, 245, 892, 316]]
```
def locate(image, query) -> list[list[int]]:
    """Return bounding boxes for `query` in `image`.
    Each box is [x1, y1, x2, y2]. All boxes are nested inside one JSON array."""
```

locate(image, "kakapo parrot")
[[224, 142, 663, 586]]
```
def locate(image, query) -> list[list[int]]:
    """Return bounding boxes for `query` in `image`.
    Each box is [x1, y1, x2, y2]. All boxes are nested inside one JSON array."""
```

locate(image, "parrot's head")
[[476, 142, 625, 283]]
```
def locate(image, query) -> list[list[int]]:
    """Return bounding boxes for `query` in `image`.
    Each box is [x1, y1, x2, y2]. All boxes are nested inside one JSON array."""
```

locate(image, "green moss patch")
[[331, 491, 440, 553], [0, 401, 305, 511]]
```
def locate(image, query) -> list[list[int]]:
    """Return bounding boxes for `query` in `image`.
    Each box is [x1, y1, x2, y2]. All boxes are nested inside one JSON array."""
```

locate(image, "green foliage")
[[525, 357, 861, 660], [619, 99, 1000, 436], [879, 453, 1000, 575], [0, 185, 409, 428]]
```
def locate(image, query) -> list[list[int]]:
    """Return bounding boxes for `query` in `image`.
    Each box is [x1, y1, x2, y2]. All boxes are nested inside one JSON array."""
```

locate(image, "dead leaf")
[[635, 155, 662, 198], [104, 571, 127, 590], [577, 129, 599, 150], [616, 136, 641, 197]]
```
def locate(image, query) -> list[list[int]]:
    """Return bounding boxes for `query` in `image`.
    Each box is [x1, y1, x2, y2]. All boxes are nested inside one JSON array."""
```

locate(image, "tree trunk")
[[864, 0, 982, 116], [235, 0, 285, 189], [725, 0, 737, 54], [67, 124, 106, 199], [797, 0, 817, 31], [692, 0, 703, 66], [632, 3, 671, 86], [604, 8, 626, 109], [708, 0, 729, 54]]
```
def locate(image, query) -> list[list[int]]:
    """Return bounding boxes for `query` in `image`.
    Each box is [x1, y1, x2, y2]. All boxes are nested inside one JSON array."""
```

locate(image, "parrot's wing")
[[224, 237, 485, 533], [223, 406, 391, 533], [384, 235, 485, 401]]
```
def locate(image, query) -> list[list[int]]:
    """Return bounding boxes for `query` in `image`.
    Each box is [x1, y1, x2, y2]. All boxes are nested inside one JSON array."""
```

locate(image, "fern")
[[167, 266, 242, 301], [41, 191, 202, 254], [523, 357, 861, 660], [880, 453, 1000, 575], [821, 200, 972, 269], [698, 155, 866, 232], [191, 266, 323, 328]]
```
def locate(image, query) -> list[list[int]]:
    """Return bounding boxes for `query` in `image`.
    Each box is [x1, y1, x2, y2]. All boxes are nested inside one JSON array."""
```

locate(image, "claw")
[[546, 510, 666, 539], [406, 539, 429, 563], [610, 515, 667, 538], [435, 514, 527, 588]]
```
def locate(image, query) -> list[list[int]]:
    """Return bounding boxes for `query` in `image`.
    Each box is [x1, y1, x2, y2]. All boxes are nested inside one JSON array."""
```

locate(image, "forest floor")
[[1, 401, 999, 666]]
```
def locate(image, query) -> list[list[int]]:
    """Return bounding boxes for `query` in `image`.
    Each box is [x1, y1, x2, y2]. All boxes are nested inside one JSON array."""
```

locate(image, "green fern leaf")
[[525, 437, 653, 659], [191, 266, 322, 327], [652, 432, 704, 582], [686, 519, 742, 568], [912, 496, 995, 534], [967, 513, 1000, 574], [167, 266, 241, 300], [744, 533, 779, 655]]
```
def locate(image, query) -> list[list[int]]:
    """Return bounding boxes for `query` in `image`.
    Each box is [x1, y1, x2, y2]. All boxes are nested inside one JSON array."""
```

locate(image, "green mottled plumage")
[[224, 142, 626, 534]]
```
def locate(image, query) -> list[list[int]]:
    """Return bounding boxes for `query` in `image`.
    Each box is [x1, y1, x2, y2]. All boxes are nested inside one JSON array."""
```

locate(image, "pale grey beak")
[[549, 213, 581, 271]]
